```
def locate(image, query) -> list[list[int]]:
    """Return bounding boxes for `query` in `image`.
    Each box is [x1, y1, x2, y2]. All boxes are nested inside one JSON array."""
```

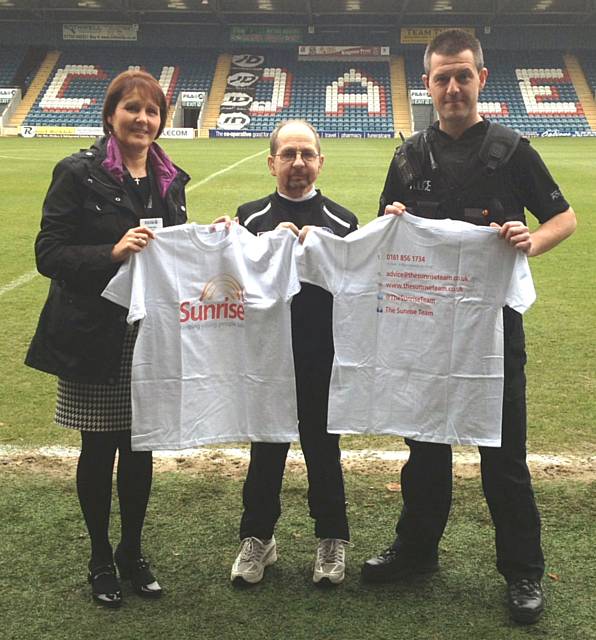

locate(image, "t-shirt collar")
[[277, 186, 317, 202]]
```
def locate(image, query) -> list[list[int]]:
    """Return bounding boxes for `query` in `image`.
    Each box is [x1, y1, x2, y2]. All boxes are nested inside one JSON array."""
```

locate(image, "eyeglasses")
[[274, 148, 320, 163]]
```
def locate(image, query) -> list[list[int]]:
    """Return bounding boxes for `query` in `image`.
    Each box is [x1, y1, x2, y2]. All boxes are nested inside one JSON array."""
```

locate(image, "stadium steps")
[[563, 53, 596, 131], [9, 49, 61, 127], [12, 45, 47, 93], [166, 103, 176, 128], [199, 52, 232, 138], [390, 55, 412, 137]]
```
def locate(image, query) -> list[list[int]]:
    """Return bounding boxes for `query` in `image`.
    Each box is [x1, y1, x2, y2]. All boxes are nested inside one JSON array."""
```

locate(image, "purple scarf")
[[102, 135, 178, 200]]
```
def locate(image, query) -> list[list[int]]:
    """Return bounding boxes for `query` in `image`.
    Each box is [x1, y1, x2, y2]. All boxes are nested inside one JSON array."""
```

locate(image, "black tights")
[[77, 430, 153, 566]]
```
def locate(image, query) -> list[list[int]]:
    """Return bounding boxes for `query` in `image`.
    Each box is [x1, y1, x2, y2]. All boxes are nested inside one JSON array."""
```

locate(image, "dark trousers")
[[394, 308, 544, 581], [239, 362, 349, 541]]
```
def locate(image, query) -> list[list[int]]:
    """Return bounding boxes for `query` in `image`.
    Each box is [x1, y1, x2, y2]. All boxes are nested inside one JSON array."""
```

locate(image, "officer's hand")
[[275, 221, 300, 236], [384, 202, 407, 216], [490, 221, 532, 254], [111, 226, 156, 262]]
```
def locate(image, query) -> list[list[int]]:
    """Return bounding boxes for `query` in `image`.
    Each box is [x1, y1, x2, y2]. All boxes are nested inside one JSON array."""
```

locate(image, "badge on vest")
[[411, 179, 432, 193]]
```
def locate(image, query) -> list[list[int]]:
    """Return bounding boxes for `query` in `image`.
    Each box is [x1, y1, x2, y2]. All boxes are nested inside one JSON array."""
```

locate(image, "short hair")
[[423, 29, 484, 75], [269, 119, 321, 155], [102, 70, 168, 138]]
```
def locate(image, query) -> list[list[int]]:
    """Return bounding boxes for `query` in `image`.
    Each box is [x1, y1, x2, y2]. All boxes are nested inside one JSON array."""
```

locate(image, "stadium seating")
[[0, 45, 26, 87], [579, 52, 596, 96], [24, 46, 216, 128], [405, 50, 591, 135], [16, 45, 593, 135], [219, 51, 394, 135]]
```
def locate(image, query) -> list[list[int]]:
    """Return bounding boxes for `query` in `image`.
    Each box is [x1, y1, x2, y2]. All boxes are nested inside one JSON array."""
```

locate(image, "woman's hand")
[[111, 226, 156, 262]]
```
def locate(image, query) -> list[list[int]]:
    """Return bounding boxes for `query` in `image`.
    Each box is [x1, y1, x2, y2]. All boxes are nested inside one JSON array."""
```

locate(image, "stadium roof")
[[0, 0, 594, 28]]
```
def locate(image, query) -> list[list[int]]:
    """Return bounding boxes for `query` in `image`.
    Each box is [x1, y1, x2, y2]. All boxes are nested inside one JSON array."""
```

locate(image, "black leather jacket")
[[25, 136, 189, 383]]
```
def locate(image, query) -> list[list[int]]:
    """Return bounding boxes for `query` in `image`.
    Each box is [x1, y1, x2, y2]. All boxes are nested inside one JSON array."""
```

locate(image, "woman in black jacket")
[[26, 70, 190, 608]]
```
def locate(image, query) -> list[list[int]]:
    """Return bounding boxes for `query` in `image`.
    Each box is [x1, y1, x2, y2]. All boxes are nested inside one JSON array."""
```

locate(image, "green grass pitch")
[[0, 136, 594, 452]]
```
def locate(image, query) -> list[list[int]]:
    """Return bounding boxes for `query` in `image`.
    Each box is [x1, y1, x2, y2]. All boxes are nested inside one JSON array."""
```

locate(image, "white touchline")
[[0, 269, 38, 298], [0, 444, 584, 473], [186, 148, 268, 193], [2, 150, 267, 298]]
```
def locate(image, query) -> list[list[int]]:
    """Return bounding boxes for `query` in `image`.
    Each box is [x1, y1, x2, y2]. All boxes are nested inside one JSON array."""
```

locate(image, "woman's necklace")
[[125, 164, 153, 213], [124, 157, 148, 185], [128, 170, 147, 185]]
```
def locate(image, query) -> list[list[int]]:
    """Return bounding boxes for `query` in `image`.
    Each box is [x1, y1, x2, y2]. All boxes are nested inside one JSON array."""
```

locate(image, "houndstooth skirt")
[[55, 324, 138, 432]]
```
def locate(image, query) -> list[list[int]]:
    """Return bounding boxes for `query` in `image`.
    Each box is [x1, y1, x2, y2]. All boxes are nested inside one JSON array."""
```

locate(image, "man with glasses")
[[230, 119, 358, 586]]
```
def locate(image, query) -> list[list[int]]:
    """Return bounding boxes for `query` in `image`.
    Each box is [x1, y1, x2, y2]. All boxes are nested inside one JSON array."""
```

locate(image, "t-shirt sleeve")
[[101, 254, 147, 323], [295, 228, 347, 294], [278, 232, 301, 302], [503, 251, 536, 314], [243, 228, 301, 302], [512, 141, 570, 223]]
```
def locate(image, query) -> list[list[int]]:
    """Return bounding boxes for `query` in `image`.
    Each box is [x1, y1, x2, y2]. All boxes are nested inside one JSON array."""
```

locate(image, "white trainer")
[[313, 538, 348, 584], [230, 536, 277, 584]]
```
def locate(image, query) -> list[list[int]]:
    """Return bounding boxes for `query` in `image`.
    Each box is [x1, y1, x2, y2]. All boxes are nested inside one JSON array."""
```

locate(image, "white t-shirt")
[[102, 223, 300, 450], [296, 213, 536, 447]]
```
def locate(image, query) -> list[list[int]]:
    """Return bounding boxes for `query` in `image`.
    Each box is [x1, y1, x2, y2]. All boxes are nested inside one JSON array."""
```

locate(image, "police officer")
[[360, 30, 576, 626]]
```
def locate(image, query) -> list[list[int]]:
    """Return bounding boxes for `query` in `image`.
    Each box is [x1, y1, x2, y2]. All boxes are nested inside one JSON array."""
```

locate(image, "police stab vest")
[[388, 122, 526, 226]]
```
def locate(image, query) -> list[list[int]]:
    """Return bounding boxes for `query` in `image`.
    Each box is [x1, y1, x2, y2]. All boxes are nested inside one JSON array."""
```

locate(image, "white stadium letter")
[[516, 68, 579, 116], [325, 69, 386, 116], [249, 68, 292, 115], [40, 65, 108, 111]]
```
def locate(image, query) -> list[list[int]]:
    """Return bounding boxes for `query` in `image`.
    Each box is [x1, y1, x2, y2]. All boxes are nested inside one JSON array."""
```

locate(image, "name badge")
[[140, 217, 163, 230]]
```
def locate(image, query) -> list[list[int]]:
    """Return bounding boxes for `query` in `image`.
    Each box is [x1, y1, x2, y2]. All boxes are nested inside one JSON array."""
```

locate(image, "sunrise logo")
[[199, 274, 245, 302], [180, 274, 245, 323]]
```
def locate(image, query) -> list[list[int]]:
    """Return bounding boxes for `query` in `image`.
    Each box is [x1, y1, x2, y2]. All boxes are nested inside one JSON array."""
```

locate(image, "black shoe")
[[115, 546, 162, 598], [361, 546, 439, 583], [88, 562, 122, 608], [507, 578, 544, 625]]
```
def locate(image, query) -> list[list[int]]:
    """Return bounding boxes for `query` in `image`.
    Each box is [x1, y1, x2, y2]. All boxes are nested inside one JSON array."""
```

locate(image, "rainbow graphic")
[[199, 274, 245, 302]]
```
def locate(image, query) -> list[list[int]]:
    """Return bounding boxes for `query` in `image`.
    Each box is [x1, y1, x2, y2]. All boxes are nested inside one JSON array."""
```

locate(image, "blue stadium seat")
[[217, 51, 394, 136], [579, 52, 596, 96], [24, 46, 217, 128], [0, 45, 26, 87], [405, 50, 591, 135]]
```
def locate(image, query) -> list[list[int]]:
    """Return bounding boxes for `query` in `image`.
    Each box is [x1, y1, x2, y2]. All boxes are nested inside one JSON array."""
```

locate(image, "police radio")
[[394, 148, 416, 187], [394, 130, 439, 189]]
